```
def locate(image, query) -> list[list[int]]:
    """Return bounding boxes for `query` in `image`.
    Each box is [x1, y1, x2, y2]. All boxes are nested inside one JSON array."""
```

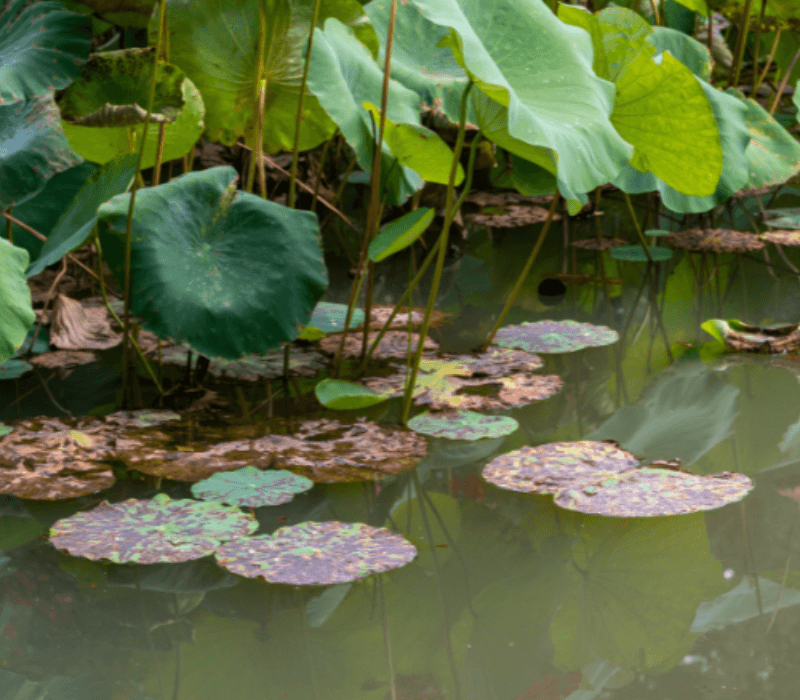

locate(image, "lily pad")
[[664, 228, 764, 254], [701, 319, 800, 353], [28, 350, 99, 370], [361, 306, 452, 331], [306, 302, 364, 334], [493, 320, 619, 354], [482, 440, 639, 495], [760, 230, 800, 246], [191, 467, 314, 508], [554, 468, 753, 517], [463, 204, 561, 228], [407, 410, 519, 441], [572, 237, 627, 250], [609, 245, 673, 262], [49, 493, 257, 564], [214, 521, 417, 585], [318, 331, 438, 360], [120, 418, 428, 483], [0, 358, 33, 380], [103, 409, 182, 429]]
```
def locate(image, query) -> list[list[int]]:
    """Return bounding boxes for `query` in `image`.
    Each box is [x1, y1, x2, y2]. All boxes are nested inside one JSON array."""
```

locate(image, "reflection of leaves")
[[585, 363, 739, 467], [551, 511, 726, 672]]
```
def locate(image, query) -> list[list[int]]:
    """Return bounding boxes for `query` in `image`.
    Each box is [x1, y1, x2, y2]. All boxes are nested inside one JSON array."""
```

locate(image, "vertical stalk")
[[5, 206, 12, 243], [289, 0, 322, 208], [246, 0, 268, 193], [480, 191, 562, 351], [754, 29, 781, 95], [769, 44, 800, 114], [622, 191, 654, 264], [751, 0, 768, 95], [727, 0, 753, 89], [400, 81, 473, 424]]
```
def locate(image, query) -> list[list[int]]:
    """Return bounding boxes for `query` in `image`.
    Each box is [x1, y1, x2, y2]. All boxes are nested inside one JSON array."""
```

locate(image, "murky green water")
[[4, 198, 800, 699]]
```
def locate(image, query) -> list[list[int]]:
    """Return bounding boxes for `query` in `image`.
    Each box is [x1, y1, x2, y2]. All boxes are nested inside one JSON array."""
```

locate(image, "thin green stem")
[[727, 0, 753, 89], [622, 191, 654, 264], [246, 0, 268, 193], [400, 81, 473, 424]]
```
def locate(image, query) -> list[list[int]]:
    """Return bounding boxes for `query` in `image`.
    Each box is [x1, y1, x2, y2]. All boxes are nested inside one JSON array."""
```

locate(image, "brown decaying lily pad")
[[571, 237, 627, 250], [118, 418, 428, 484], [318, 331, 438, 360], [50, 295, 123, 350], [554, 468, 753, 517], [713, 320, 800, 353], [482, 440, 639, 495], [465, 191, 552, 207], [759, 230, 800, 246], [664, 229, 765, 254], [464, 204, 561, 228], [28, 350, 100, 369], [0, 417, 117, 499], [214, 521, 417, 585], [50, 493, 258, 564]]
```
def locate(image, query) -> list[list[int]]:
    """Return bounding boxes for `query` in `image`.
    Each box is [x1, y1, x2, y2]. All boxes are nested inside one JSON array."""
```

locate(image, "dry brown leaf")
[[50, 295, 123, 350]]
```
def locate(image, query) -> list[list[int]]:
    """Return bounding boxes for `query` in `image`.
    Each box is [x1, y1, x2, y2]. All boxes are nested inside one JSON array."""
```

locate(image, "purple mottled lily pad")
[[482, 440, 639, 494], [554, 468, 753, 517], [493, 320, 619, 354], [104, 409, 182, 429], [407, 410, 519, 441], [191, 467, 314, 507], [49, 494, 258, 564], [214, 521, 417, 585]]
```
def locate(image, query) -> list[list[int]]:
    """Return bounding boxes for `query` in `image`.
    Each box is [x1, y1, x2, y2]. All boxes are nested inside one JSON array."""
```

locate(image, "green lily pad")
[[763, 207, 800, 229], [191, 466, 314, 507], [214, 521, 417, 585], [49, 493, 258, 564], [493, 320, 619, 354], [482, 440, 639, 495], [0, 425, 11, 437], [315, 379, 389, 410], [0, 358, 33, 380], [407, 410, 519, 441], [609, 245, 673, 262], [306, 302, 364, 334], [98, 166, 328, 360], [644, 229, 673, 237], [701, 318, 800, 353], [554, 468, 753, 517]]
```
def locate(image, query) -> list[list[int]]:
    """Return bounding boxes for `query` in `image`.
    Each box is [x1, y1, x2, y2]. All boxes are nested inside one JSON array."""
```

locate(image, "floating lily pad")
[[362, 306, 452, 331], [214, 521, 417, 585], [482, 440, 639, 494], [120, 418, 428, 483], [28, 350, 99, 369], [0, 424, 11, 437], [49, 493, 258, 564], [318, 331, 438, 360], [0, 417, 116, 499], [407, 410, 519, 441], [463, 204, 561, 228], [609, 245, 673, 262], [190, 467, 314, 507], [0, 358, 33, 379], [572, 237, 627, 250], [664, 228, 764, 253], [103, 409, 182, 429], [493, 320, 619, 354], [314, 379, 389, 410], [306, 302, 364, 334], [364, 350, 560, 411], [763, 207, 800, 229], [702, 318, 800, 353], [760, 230, 800, 246], [553, 468, 753, 517]]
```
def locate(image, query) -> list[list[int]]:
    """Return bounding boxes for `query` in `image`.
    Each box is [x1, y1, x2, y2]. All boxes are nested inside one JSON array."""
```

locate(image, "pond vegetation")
[[3, 0, 800, 697]]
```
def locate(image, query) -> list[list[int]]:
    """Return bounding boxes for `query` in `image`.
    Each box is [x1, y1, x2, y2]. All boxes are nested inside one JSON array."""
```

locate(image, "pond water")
[[4, 196, 800, 700]]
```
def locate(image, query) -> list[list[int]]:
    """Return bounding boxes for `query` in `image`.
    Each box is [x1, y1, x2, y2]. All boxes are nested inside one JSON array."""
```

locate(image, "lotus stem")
[[289, 0, 322, 208], [246, 0, 269, 193], [769, 43, 800, 114], [727, 0, 753, 89], [622, 191, 654, 264], [400, 81, 473, 424]]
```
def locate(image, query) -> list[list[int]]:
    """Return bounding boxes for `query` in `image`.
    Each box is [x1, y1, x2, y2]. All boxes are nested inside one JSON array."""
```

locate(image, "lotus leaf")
[[572, 236, 627, 250], [191, 466, 314, 507], [664, 228, 764, 254], [50, 493, 258, 564], [29, 350, 98, 370], [0, 96, 84, 208], [554, 468, 753, 517], [763, 207, 800, 229], [483, 440, 639, 495], [493, 320, 619, 354], [0, 359, 33, 380], [306, 302, 365, 334], [318, 331, 438, 360], [702, 319, 800, 354], [0, 0, 90, 103], [361, 306, 451, 331], [98, 166, 328, 360], [760, 230, 800, 246], [368, 208, 436, 263], [214, 521, 417, 585], [609, 245, 673, 262], [407, 410, 519, 441], [314, 379, 389, 410], [103, 409, 182, 429]]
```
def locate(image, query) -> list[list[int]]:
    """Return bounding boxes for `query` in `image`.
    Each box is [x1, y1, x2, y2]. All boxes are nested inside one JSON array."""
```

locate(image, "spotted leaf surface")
[[493, 320, 619, 354], [319, 331, 438, 360], [407, 410, 519, 441], [191, 467, 314, 507], [214, 521, 417, 585], [554, 468, 753, 517], [482, 440, 639, 494], [49, 494, 258, 564]]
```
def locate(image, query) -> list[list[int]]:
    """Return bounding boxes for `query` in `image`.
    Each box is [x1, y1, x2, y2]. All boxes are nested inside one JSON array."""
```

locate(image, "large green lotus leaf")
[[670, 0, 708, 12], [363, 103, 463, 185], [0, 0, 90, 104], [0, 238, 35, 365], [215, 521, 417, 584], [611, 50, 722, 197], [413, 0, 633, 202], [307, 18, 424, 205], [5, 161, 97, 263], [97, 166, 328, 359], [551, 511, 725, 672], [49, 493, 258, 564], [647, 26, 712, 81], [596, 6, 653, 81], [369, 207, 435, 262], [58, 48, 204, 168], [158, 0, 375, 151], [585, 363, 739, 467], [27, 153, 137, 278], [364, 0, 472, 124], [727, 88, 800, 188], [191, 466, 314, 507], [0, 95, 84, 208], [71, 0, 156, 28]]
